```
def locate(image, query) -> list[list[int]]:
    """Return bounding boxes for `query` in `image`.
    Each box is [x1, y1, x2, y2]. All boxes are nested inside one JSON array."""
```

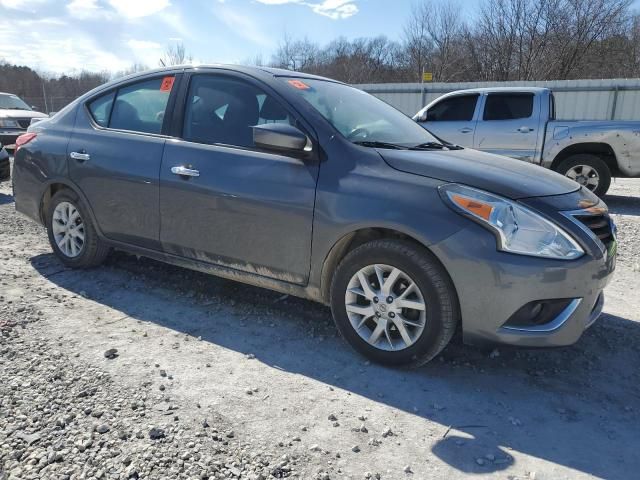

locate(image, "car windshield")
[[0, 93, 32, 110], [281, 77, 440, 148]]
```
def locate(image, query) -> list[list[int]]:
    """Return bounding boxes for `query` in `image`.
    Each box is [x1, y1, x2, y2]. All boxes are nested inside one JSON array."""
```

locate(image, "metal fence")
[[355, 78, 640, 120]]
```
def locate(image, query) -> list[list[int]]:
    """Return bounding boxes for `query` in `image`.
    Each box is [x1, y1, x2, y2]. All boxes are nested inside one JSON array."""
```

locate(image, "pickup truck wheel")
[[557, 154, 611, 197], [330, 239, 459, 367], [46, 190, 110, 268]]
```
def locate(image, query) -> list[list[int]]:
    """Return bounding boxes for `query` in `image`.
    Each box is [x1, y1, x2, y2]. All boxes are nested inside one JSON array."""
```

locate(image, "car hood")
[[379, 147, 579, 200], [0, 109, 48, 119]]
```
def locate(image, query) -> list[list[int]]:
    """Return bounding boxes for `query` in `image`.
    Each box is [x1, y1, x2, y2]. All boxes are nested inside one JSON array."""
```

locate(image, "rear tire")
[[46, 189, 110, 268], [330, 239, 459, 367], [556, 154, 611, 198]]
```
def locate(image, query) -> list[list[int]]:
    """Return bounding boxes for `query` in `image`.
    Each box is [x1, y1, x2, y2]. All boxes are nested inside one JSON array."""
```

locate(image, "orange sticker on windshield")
[[160, 76, 175, 92], [288, 79, 311, 90]]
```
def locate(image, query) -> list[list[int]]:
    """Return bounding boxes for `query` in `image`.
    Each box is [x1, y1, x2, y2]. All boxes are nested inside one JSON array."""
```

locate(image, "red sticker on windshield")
[[160, 76, 175, 92], [288, 79, 311, 90]]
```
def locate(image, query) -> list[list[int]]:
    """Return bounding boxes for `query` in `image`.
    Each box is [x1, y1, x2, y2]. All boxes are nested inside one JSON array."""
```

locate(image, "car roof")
[[439, 87, 550, 96], [112, 64, 337, 84]]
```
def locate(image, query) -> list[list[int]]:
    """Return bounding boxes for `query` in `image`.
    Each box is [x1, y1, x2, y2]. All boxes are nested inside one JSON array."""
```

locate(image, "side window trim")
[[83, 73, 182, 137]]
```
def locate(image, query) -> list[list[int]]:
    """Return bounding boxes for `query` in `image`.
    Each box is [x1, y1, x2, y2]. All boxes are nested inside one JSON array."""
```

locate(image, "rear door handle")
[[517, 127, 534, 133], [171, 165, 200, 177], [459, 128, 473, 133], [70, 151, 90, 162]]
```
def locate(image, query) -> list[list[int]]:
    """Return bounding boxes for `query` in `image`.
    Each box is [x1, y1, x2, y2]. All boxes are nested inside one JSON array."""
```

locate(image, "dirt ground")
[[1, 173, 639, 480]]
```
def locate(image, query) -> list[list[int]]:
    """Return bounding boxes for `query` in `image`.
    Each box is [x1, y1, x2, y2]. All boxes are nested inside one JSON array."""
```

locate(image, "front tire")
[[330, 239, 459, 367], [556, 154, 611, 197], [46, 189, 110, 268]]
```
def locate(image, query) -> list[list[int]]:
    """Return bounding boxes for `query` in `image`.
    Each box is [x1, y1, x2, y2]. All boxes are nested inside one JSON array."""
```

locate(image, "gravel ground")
[[1, 174, 639, 480]]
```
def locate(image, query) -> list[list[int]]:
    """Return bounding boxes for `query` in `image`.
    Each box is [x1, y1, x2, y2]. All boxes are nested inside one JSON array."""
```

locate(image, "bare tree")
[[271, 33, 320, 71], [159, 42, 192, 67]]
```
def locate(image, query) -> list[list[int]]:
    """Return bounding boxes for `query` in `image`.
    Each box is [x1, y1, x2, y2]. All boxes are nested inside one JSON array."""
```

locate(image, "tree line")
[[0, 44, 189, 112], [269, 0, 639, 83], [1, 0, 638, 112]]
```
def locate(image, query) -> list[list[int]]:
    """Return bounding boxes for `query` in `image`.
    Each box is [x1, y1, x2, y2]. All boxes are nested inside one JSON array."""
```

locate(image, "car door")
[[418, 94, 479, 146], [159, 71, 319, 285], [68, 74, 179, 250], [474, 92, 540, 162]]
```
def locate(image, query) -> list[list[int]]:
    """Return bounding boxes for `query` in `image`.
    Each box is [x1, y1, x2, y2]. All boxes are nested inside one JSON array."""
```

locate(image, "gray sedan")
[[12, 65, 617, 366]]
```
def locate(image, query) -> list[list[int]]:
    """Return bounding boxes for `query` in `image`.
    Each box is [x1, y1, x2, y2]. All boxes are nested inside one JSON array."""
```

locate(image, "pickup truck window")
[[427, 94, 478, 122], [483, 93, 534, 121]]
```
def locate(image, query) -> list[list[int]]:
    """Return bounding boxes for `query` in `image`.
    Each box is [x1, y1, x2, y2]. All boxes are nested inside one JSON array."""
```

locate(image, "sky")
[[0, 0, 638, 75]]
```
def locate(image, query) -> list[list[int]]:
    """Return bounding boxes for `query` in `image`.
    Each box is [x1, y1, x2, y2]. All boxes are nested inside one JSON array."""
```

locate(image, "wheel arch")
[[318, 227, 453, 305], [39, 179, 103, 236], [550, 142, 618, 175]]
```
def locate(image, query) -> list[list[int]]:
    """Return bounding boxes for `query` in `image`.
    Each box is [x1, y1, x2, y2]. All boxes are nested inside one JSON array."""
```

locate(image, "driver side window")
[[182, 75, 295, 148], [427, 94, 478, 122]]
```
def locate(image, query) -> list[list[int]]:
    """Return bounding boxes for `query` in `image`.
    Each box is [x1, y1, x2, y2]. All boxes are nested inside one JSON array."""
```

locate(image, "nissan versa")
[[12, 66, 617, 366]]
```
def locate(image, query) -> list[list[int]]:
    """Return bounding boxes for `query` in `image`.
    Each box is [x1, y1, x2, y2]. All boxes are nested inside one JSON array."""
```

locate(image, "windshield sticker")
[[287, 79, 311, 90], [160, 76, 175, 92]]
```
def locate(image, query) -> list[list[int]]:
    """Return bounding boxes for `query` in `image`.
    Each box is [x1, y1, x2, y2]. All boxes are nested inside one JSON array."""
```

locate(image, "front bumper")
[[0, 129, 24, 150], [430, 221, 615, 348]]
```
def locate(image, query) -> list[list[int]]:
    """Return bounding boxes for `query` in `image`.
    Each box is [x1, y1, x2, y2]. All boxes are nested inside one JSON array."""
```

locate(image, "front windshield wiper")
[[353, 140, 407, 150], [410, 142, 446, 150], [410, 142, 465, 151]]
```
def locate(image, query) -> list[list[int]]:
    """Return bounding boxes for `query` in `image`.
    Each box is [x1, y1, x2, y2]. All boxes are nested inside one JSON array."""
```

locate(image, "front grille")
[[573, 213, 615, 247], [15, 118, 30, 129]]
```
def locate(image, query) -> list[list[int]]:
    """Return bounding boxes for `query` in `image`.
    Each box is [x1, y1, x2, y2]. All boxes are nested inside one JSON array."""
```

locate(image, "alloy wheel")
[[344, 264, 427, 351], [52, 201, 85, 258], [565, 164, 600, 191]]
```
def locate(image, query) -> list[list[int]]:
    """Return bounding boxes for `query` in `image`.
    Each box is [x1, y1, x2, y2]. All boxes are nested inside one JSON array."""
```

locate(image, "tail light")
[[15, 132, 37, 152]]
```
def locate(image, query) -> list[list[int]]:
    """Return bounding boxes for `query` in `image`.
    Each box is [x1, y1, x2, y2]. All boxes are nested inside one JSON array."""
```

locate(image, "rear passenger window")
[[88, 92, 115, 127], [484, 93, 534, 121], [427, 95, 478, 122], [110, 77, 173, 134]]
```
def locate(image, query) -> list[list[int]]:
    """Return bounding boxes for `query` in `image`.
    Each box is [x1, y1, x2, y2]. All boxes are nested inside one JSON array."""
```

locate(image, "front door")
[[474, 92, 540, 162], [159, 72, 318, 285], [68, 75, 177, 250]]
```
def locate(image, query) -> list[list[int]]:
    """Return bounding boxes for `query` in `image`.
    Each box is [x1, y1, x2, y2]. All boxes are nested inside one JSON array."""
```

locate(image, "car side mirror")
[[253, 124, 312, 155], [413, 110, 428, 123]]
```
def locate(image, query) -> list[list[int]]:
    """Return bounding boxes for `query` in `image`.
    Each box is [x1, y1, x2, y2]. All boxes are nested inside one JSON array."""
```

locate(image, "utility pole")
[[41, 80, 49, 113]]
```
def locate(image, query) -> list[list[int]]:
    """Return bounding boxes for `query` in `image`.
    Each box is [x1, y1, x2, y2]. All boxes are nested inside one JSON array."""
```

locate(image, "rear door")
[[67, 74, 179, 250], [418, 94, 479, 146], [158, 71, 319, 285], [474, 92, 540, 162]]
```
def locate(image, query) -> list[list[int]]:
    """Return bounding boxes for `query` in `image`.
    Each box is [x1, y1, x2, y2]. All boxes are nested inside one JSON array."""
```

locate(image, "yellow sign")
[[422, 72, 433, 82]]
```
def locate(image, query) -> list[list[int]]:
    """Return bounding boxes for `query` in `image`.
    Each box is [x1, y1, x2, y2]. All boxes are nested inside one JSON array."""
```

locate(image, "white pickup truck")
[[414, 87, 640, 197]]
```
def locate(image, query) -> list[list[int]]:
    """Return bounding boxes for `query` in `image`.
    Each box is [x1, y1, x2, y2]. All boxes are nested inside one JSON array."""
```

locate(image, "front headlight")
[[0, 118, 20, 128], [439, 184, 584, 260]]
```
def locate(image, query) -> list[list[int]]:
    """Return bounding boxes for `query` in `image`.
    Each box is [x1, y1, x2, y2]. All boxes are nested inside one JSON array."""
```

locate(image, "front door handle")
[[459, 127, 473, 133], [171, 165, 200, 177], [70, 151, 90, 162], [517, 126, 534, 133]]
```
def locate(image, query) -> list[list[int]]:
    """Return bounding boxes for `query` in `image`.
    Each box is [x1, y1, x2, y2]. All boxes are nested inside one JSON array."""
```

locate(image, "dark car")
[[0, 92, 48, 151], [12, 66, 617, 366], [0, 143, 9, 179]]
